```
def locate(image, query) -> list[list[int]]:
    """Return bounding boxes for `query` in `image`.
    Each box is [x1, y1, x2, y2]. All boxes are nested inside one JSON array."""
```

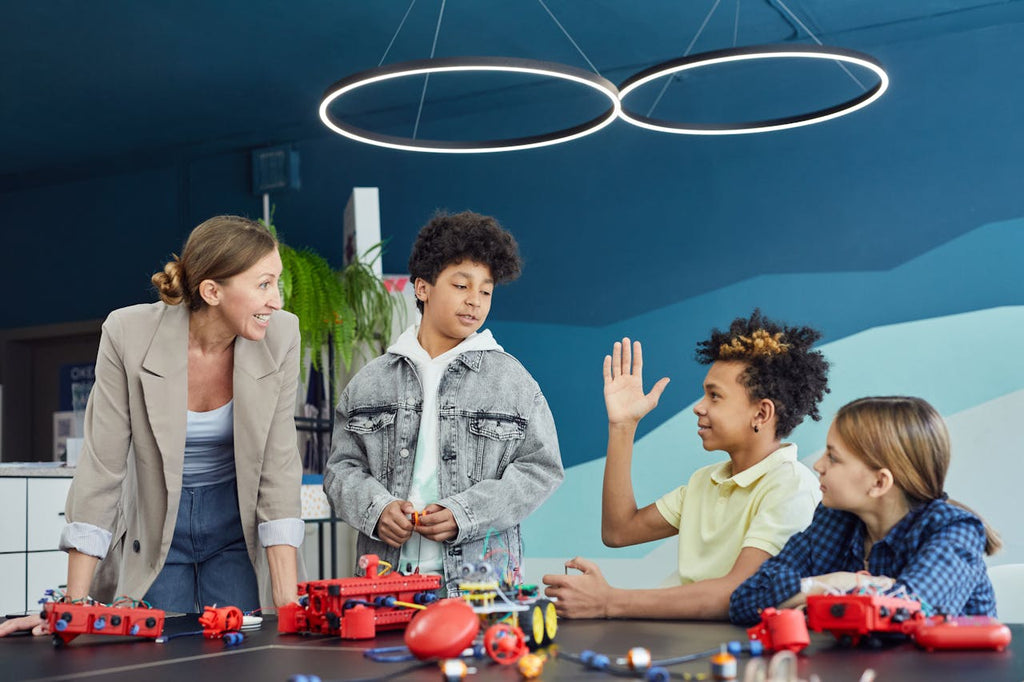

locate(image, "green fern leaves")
[[261, 214, 403, 385]]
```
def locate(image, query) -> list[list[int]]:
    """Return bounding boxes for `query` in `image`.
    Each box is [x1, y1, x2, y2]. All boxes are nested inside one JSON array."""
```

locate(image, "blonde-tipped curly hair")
[[695, 309, 829, 438], [718, 329, 790, 359]]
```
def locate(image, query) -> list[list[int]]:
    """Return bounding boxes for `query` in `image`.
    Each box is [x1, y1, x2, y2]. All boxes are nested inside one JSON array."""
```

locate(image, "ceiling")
[[3, 0, 1023, 190]]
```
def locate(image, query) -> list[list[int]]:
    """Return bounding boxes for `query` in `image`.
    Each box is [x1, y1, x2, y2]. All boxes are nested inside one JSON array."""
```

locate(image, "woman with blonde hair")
[[730, 396, 999, 626], [1, 215, 302, 637]]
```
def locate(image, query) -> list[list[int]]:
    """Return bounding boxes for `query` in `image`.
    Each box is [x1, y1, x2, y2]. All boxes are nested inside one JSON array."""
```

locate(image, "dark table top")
[[3, 614, 1022, 681]]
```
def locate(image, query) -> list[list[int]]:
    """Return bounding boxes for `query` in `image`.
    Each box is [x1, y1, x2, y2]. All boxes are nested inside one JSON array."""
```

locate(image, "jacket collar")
[[141, 304, 277, 380], [710, 443, 799, 488], [139, 304, 189, 492], [141, 303, 188, 377], [387, 324, 501, 373]]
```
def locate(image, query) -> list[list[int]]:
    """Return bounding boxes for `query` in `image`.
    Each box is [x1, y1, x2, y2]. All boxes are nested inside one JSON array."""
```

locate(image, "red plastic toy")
[[43, 600, 165, 646], [483, 622, 528, 665], [403, 599, 480, 659], [805, 593, 923, 646], [746, 607, 810, 653], [909, 615, 1013, 652], [198, 605, 244, 638], [754, 595, 1013, 654], [277, 554, 442, 639]]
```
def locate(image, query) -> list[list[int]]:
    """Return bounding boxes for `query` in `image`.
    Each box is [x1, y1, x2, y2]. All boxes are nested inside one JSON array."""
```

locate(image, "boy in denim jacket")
[[324, 211, 564, 593]]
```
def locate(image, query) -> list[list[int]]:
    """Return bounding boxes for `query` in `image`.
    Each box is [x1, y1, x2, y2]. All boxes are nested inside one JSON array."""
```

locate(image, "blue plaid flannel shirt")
[[729, 499, 996, 626]]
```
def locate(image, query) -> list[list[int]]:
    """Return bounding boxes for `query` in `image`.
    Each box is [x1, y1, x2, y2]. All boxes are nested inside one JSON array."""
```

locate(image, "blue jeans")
[[143, 479, 259, 613]]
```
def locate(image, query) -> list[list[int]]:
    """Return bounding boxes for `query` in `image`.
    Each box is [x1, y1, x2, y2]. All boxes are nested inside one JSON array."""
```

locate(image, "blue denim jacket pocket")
[[345, 407, 398, 484], [467, 412, 526, 482]]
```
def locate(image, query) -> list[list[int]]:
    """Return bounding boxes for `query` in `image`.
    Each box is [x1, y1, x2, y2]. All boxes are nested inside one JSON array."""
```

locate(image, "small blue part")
[[647, 667, 670, 682], [286, 676, 322, 682], [130, 624, 140, 635], [54, 620, 67, 632], [223, 632, 244, 646], [727, 640, 741, 655], [580, 650, 595, 665], [93, 618, 106, 631], [592, 654, 610, 669], [748, 640, 765, 656]]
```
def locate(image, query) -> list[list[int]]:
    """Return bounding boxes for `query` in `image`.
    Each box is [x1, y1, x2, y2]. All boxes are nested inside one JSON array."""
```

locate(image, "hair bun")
[[151, 257, 186, 305]]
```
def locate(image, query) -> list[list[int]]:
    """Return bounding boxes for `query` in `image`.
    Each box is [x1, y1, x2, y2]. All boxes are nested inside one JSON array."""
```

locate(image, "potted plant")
[[262, 216, 405, 389]]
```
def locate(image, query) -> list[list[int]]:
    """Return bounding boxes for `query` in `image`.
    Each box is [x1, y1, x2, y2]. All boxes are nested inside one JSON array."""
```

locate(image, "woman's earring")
[[753, 424, 759, 433]]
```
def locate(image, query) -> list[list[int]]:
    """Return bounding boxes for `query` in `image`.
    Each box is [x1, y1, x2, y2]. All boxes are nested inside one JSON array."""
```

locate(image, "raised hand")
[[603, 338, 670, 426]]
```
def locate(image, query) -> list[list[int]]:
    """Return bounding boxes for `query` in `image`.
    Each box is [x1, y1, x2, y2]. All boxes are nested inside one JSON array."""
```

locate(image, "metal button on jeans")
[[400, 448, 410, 457]]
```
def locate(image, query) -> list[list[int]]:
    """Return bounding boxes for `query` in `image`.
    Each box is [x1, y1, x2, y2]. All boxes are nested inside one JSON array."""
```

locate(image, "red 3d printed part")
[[910, 615, 1013, 652], [44, 601, 165, 646], [198, 605, 244, 638], [746, 607, 810, 653], [277, 554, 443, 640], [806, 594, 922, 646]]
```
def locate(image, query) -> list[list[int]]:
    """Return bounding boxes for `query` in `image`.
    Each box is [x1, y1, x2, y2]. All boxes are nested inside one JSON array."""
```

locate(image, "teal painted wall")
[[2, 14, 1023, 580]]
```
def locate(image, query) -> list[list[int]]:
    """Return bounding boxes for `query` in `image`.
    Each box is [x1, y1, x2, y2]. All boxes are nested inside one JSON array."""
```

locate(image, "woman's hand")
[[0, 614, 48, 637]]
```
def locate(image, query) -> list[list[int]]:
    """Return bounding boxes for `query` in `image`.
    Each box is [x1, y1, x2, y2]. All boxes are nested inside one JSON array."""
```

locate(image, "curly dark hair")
[[407, 211, 522, 313], [695, 309, 830, 438]]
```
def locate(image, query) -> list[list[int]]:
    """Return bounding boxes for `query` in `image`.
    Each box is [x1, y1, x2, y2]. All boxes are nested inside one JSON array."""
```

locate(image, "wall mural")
[[502, 218, 1024, 587]]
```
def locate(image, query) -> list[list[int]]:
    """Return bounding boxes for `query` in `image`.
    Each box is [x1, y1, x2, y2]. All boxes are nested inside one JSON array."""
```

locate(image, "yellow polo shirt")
[[654, 444, 819, 584]]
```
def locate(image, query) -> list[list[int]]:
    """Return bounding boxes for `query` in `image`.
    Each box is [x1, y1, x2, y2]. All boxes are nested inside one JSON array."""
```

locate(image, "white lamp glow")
[[617, 44, 890, 135], [319, 56, 621, 153]]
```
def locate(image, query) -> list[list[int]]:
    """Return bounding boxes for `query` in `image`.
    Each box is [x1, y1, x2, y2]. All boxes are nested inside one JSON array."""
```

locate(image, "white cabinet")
[[0, 478, 27, 553], [0, 553, 26, 614], [27, 552, 68, 609], [27, 478, 71, 551], [0, 475, 72, 614]]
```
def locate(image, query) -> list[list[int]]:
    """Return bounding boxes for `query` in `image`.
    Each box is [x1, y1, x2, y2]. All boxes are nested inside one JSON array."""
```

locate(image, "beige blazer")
[[65, 302, 302, 603]]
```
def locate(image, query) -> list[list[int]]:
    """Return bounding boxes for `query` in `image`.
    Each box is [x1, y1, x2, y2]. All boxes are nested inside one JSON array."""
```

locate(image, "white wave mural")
[[522, 307, 1024, 587]]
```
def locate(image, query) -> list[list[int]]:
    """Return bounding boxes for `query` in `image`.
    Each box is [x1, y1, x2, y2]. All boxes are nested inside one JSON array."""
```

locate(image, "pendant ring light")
[[319, 56, 621, 153], [617, 44, 889, 135]]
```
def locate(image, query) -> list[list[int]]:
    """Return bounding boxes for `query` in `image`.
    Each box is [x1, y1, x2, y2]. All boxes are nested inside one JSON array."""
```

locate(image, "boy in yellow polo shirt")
[[543, 310, 829, 619]]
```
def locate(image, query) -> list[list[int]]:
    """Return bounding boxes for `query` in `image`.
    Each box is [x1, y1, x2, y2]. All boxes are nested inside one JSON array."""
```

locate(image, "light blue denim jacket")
[[323, 343, 563, 594]]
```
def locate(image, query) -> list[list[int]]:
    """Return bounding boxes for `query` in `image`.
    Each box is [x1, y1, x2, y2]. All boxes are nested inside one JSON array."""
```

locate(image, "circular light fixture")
[[618, 44, 889, 135], [319, 56, 621, 153]]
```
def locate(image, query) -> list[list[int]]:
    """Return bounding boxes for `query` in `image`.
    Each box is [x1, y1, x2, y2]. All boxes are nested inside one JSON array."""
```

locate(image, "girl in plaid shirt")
[[729, 396, 1000, 626]]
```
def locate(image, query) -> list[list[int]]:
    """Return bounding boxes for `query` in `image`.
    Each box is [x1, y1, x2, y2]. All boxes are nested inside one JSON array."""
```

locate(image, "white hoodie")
[[388, 324, 502, 573]]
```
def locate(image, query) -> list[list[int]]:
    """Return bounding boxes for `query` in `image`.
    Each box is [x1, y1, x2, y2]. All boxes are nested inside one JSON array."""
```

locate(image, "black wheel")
[[521, 603, 546, 649], [520, 599, 557, 649]]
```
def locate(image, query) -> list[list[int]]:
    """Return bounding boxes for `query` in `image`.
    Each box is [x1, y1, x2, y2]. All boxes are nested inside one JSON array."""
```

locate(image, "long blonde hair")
[[151, 215, 277, 310], [834, 396, 1001, 555]]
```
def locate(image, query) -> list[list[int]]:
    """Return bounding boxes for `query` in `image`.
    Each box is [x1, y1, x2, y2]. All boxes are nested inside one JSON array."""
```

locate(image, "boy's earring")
[[753, 424, 759, 433]]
